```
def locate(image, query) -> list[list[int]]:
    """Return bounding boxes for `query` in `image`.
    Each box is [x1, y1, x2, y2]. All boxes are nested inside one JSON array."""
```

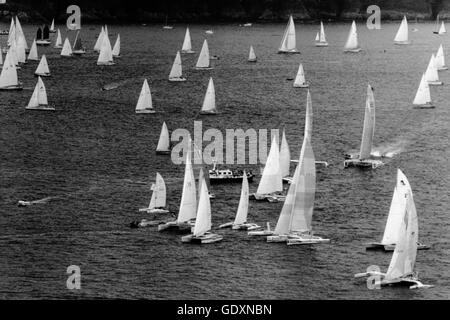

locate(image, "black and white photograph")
[[0, 0, 449, 310]]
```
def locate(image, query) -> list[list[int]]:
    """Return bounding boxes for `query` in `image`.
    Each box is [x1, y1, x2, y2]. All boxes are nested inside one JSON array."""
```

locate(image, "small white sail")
[[177, 142, 198, 223], [50, 19, 55, 32], [94, 27, 105, 52], [278, 15, 298, 53], [248, 45, 257, 62], [435, 44, 447, 70], [234, 172, 249, 226], [148, 173, 166, 209], [112, 34, 120, 57], [156, 122, 170, 152], [7, 18, 15, 47], [413, 74, 432, 105], [359, 84, 376, 160], [35, 54, 50, 76], [256, 135, 283, 195], [315, 32, 319, 41], [193, 178, 212, 237], [293, 63, 308, 87], [305, 90, 313, 140], [169, 51, 184, 80], [54, 29, 62, 48], [60, 38, 72, 56], [344, 21, 361, 52], [439, 21, 446, 34], [27, 77, 48, 108], [27, 39, 38, 61], [181, 27, 194, 53], [97, 33, 114, 65], [279, 129, 291, 178], [200, 77, 217, 114], [0, 51, 19, 89], [195, 39, 211, 69], [315, 22, 328, 46], [424, 54, 440, 83], [135, 79, 154, 113], [394, 16, 409, 44]]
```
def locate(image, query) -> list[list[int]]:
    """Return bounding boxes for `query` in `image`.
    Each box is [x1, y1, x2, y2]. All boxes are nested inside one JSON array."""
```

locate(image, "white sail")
[[135, 79, 153, 112], [60, 38, 72, 56], [169, 51, 183, 80], [15, 16, 28, 50], [94, 27, 105, 52], [35, 54, 50, 75], [293, 63, 307, 87], [28, 77, 48, 107], [112, 34, 120, 57], [279, 129, 291, 178], [50, 19, 55, 32], [394, 16, 409, 43], [256, 135, 283, 195], [234, 172, 249, 225], [316, 21, 327, 44], [278, 15, 297, 53], [156, 122, 170, 152], [177, 142, 198, 223], [305, 90, 313, 140], [0, 48, 2, 66], [193, 178, 212, 237], [9, 41, 19, 66], [248, 45, 256, 61], [315, 32, 319, 41], [439, 21, 446, 34], [424, 54, 440, 82], [16, 38, 26, 63], [181, 27, 193, 52], [7, 18, 15, 47], [435, 44, 447, 69], [195, 39, 210, 69], [201, 77, 217, 113], [344, 21, 360, 51], [413, 74, 431, 105], [359, 84, 375, 160], [0, 51, 19, 88], [148, 173, 166, 209], [54, 29, 62, 48], [97, 33, 114, 65], [27, 39, 38, 61]]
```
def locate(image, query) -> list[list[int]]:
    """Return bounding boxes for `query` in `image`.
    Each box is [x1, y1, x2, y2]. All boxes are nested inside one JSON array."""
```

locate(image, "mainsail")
[[156, 122, 170, 152], [424, 54, 440, 83], [169, 51, 183, 80], [28, 77, 48, 107], [248, 45, 256, 61], [135, 79, 153, 112], [192, 177, 212, 237], [413, 74, 432, 105], [293, 63, 307, 87], [279, 129, 291, 178], [278, 15, 298, 53], [305, 90, 313, 140], [60, 38, 72, 56], [234, 171, 249, 225], [394, 16, 409, 43], [112, 34, 120, 57], [359, 84, 375, 160], [256, 135, 283, 195], [148, 173, 167, 209], [200, 77, 217, 113], [28, 40, 38, 61], [181, 27, 193, 53], [195, 39, 210, 69], [177, 141, 197, 223], [344, 21, 360, 51], [435, 44, 447, 70], [0, 51, 19, 88], [35, 55, 50, 75], [54, 29, 62, 48]]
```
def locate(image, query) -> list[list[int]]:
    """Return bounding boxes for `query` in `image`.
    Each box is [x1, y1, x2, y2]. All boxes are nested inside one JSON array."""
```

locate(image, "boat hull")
[[344, 48, 362, 53], [194, 67, 213, 70], [181, 232, 223, 244], [25, 105, 56, 111], [168, 78, 187, 82], [209, 174, 254, 184], [0, 85, 24, 91], [366, 242, 431, 251], [36, 40, 51, 46], [199, 111, 218, 115], [315, 42, 328, 47], [427, 80, 443, 86], [155, 150, 171, 155], [181, 50, 195, 54], [267, 234, 289, 243], [158, 220, 194, 232], [249, 193, 285, 202], [343, 159, 383, 169], [293, 83, 309, 88], [278, 49, 300, 54], [394, 41, 412, 45], [135, 109, 156, 114], [34, 73, 51, 77], [73, 50, 86, 55], [97, 62, 115, 66], [287, 236, 330, 245], [413, 103, 435, 109], [138, 207, 170, 214]]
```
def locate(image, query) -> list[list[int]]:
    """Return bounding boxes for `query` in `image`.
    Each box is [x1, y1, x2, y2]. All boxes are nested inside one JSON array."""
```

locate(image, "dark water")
[[0, 22, 449, 299]]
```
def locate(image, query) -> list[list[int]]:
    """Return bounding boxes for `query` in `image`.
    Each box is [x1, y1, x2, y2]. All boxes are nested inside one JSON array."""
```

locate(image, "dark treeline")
[[1, 0, 448, 23]]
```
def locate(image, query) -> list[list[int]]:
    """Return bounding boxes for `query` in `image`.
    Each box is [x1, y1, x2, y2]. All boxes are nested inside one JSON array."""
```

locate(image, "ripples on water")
[[0, 22, 449, 299]]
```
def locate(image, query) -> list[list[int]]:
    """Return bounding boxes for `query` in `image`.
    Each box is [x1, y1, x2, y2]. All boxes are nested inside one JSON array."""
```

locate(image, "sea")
[[0, 21, 449, 299]]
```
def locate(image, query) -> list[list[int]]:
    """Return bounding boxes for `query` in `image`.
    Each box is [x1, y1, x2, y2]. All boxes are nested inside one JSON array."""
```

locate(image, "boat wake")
[[101, 78, 135, 91], [17, 196, 58, 207], [372, 139, 407, 158]]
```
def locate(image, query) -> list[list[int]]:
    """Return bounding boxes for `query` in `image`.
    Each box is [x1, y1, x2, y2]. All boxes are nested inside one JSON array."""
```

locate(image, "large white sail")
[[169, 51, 183, 80], [394, 16, 409, 44], [148, 173, 166, 209], [344, 21, 360, 52], [424, 54, 440, 83], [256, 135, 283, 195], [0, 51, 19, 88], [112, 34, 120, 57], [278, 15, 298, 53], [305, 90, 313, 140], [193, 178, 212, 237], [97, 33, 114, 65], [156, 122, 170, 152], [7, 18, 15, 47], [27, 39, 38, 61], [54, 29, 62, 48], [27, 77, 48, 107], [439, 21, 446, 34], [60, 38, 72, 56], [413, 74, 432, 105], [16, 38, 26, 64], [435, 44, 447, 70], [15, 16, 28, 50], [279, 129, 291, 178], [195, 39, 210, 69], [135, 79, 154, 113], [248, 45, 256, 62], [234, 172, 249, 226], [200, 77, 217, 114], [359, 84, 375, 160], [35, 54, 50, 76], [181, 27, 194, 53], [94, 27, 105, 51], [293, 63, 307, 87], [177, 142, 198, 223]]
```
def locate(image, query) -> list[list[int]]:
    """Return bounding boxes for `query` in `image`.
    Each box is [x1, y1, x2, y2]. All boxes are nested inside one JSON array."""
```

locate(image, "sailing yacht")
[[435, 44, 448, 70], [248, 45, 257, 62], [355, 185, 433, 289], [394, 16, 411, 45], [27, 39, 38, 61], [135, 79, 155, 113], [424, 54, 443, 85], [279, 129, 291, 180], [112, 34, 120, 57], [413, 73, 434, 108], [72, 31, 86, 55], [97, 32, 114, 65], [343, 21, 361, 52], [195, 39, 212, 70], [278, 15, 299, 54], [366, 169, 430, 251], [25, 77, 54, 111], [168, 51, 186, 81], [249, 135, 284, 202], [218, 172, 261, 231], [200, 77, 217, 114], [344, 84, 383, 169], [181, 27, 194, 53], [138, 173, 170, 215], [156, 122, 171, 154], [60, 38, 73, 57], [49, 19, 56, 33], [54, 29, 63, 48], [34, 54, 50, 77], [293, 63, 308, 88], [315, 22, 328, 46], [0, 50, 23, 90]]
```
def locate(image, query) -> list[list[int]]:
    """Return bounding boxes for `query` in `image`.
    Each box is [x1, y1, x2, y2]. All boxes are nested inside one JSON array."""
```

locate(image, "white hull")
[[293, 83, 309, 88], [344, 48, 362, 53], [315, 42, 328, 47], [181, 232, 223, 244], [194, 67, 213, 70], [344, 159, 383, 169], [168, 77, 187, 82], [54, 45, 63, 49], [437, 66, 448, 70], [394, 40, 411, 45], [278, 49, 300, 54], [427, 80, 443, 86], [97, 62, 115, 66], [158, 220, 194, 232], [267, 234, 289, 243], [0, 84, 24, 91], [287, 235, 330, 245], [248, 229, 273, 236], [249, 193, 285, 202], [138, 207, 170, 214], [354, 272, 433, 289], [181, 50, 195, 54], [73, 50, 86, 55], [135, 109, 156, 114], [26, 105, 56, 111], [36, 40, 51, 46]]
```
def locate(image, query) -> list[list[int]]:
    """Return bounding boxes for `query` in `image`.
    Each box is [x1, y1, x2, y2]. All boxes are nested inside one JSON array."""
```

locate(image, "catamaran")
[[49, 19, 56, 33], [138, 173, 170, 215], [72, 31, 86, 55], [366, 169, 430, 251], [156, 122, 171, 154], [0, 50, 22, 90], [112, 34, 120, 57], [54, 29, 62, 48], [248, 45, 257, 62], [343, 21, 361, 53], [248, 222, 274, 236], [181, 27, 194, 53], [278, 15, 299, 54], [36, 25, 51, 46], [25, 77, 54, 111], [97, 32, 114, 65], [344, 84, 383, 169], [168, 51, 186, 81], [135, 79, 155, 113], [279, 129, 291, 180], [34, 54, 50, 77], [200, 77, 217, 114], [435, 44, 448, 70], [355, 185, 433, 289], [249, 135, 284, 202], [424, 54, 443, 85], [315, 21, 328, 46], [195, 39, 212, 70], [394, 16, 411, 45], [413, 73, 434, 108], [27, 39, 38, 61], [218, 172, 261, 231], [293, 63, 308, 88], [60, 38, 73, 57]]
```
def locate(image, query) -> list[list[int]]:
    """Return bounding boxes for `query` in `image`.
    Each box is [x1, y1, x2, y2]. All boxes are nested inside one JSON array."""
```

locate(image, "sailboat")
[[156, 122, 171, 154], [435, 44, 448, 70], [15, 17, 28, 51], [60, 38, 73, 57], [394, 16, 411, 45], [34, 54, 50, 77], [268, 136, 330, 245], [412, 17, 419, 32], [25, 77, 54, 111], [168, 51, 186, 81], [413, 73, 434, 108], [315, 21, 328, 46], [94, 27, 105, 52], [424, 54, 443, 85], [344, 84, 383, 169], [139, 173, 170, 214], [218, 172, 261, 231], [249, 135, 284, 202], [135, 79, 155, 113], [438, 21, 446, 34], [195, 39, 212, 70], [200, 77, 217, 114], [7, 18, 15, 48], [366, 169, 430, 251], [49, 19, 56, 33], [54, 29, 63, 48], [97, 32, 114, 65], [27, 39, 38, 61], [158, 141, 197, 232], [355, 184, 433, 289], [433, 15, 446, 34], [162, 15, 173, 29], [343, 21, 361, 53], [36, 25, 51, 46], [278, 15, 299, 54], [293, 63, 309, 88], [181, 28, 194, 53], [248, 45, 257, 62], [72, 31, 86, 55], [112, 34, 120, 58], [0, 50, 22, 90], [181, 177, 223, 244], [279, 129, 291, 179]]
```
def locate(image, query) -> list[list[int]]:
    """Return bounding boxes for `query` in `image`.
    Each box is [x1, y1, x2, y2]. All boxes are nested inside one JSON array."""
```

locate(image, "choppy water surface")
[[0, 22, 449, 299]]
